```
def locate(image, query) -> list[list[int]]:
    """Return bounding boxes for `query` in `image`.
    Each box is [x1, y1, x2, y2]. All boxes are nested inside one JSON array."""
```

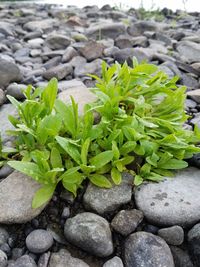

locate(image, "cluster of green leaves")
[[0, 60, 200, 208]]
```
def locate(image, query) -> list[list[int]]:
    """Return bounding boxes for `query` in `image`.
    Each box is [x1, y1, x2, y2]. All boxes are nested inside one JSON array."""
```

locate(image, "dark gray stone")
[[188, 223, 200, 265], [42, 64, 72, 80], [128, 21, 169, 36], [48, 249, 89, 267], [83, 172, 133, 215], [26, 229, 53, 254], [170, 246, 194, 267], [158, 226, 184, 245], [134, 168, 200, 227], [64, 212, 113, 257], [0, 59, 21, 88], [6, 83, 27, 100], [112, 48, 150, 65], [80, 41, 104, 61], [176, 41, 200, 63], [111, 209, 143, 236], [46, 34, 71, 50], [0, 227, 9, 245], [74, 58, 102, 77], [124, 232, 174, 267]]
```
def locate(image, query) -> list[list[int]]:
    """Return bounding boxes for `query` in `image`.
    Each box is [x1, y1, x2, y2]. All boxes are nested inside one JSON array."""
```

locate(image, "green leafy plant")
[[0, 60, 200, 208]]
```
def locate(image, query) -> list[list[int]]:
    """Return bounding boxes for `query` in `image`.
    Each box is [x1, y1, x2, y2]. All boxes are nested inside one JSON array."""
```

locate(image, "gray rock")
[[0, 171, 46, 224], [103, 46, 120, 57], [0, 104, 17, 144], [48, 249, 89, 267], [112, 48, 149, 65], [0, 89, 5, 106], [0, 227, 9, 245], [70, 56, 87, 68], [58, 83, 96, 116], [128, 21, 169, 36], [62, 47, 78, 63], [158, 226, 184, 245], [124, 232, 174, 267], [103, 256, 124, 267], [0, 249, 7, 267], [11, 248, 25, 260], [180, 73, 199, 89], [176, 41, 200, 63], [27, 38, 44, 49], [24, 19, 57, 32], [134, 167, 200, 227], [64, 212, 113, 257], [6, 83, 27, 100], [115, 35, 133, 49], [7, 255, 37, 267], [86, 22, 126, 39], [111, 209, 143, 236], [42, 64, 72, 80], [131, 36, 149, 47], [26, 229, 53, 254], [38, 252, 50, 267], [185, 98, 197, 109], [191, 62, 200, 72], [0, 59, 21, 88], [74, 58, 102, 77], [24, 30, 43, 41], [46, 34, 71, 50], [188, 223, 200, 264], [170, 246, 194, 267], [187, 89, 200, 103], [80, 41, 104, 61], [83, 172, 133, 215], [14, 48, 30, 58], [43, 56, 62, 70], [0, 21, 14, 36]]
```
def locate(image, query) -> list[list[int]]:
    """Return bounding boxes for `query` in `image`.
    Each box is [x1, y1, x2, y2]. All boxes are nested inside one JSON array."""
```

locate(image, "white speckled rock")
[[103, 256, 124, 267], [0, 171, 46, 224], [134, 168, 200, 227]]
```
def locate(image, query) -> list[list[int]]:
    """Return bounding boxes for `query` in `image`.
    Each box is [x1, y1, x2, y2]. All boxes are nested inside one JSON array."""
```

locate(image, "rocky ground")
[[0, 3, 200, 267]]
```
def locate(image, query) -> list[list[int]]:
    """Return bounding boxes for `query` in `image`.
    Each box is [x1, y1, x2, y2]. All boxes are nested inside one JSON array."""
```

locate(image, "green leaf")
[[81, 138, 90, 165], [50, 147, 63, 168], [42, 78, 58, 113], [90, 151, 113, 169], [111, 167, 122, 185], [134, 175, 143, 186], [7, 161, 43, 182], [89, 174, 112, 188], [120, 141, 136, 155], [158, 159, 188, 169], [32, 184, 56, 209], [56, 136, 81, 165], [112, 141, 120, 160]]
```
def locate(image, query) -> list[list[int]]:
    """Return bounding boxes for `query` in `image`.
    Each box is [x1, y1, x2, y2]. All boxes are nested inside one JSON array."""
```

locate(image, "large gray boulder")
[[176, 41, 200, 63], [134, 168, 200, 227], [124, 232, 174, 267], [0, 171, 46, 224], [64, 212, 113, 257]]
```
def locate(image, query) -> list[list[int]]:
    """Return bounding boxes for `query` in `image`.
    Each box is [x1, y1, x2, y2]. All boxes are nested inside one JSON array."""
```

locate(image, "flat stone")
[[24, 19, 57, 32], [42, 64, 72, 81], [64, 212, 113, 257], [58, 82, 96, 116], [6, 83, 27, 100], [86, 22, 126, 39], [80, 41, 104, 61], [0, 59, 21, 88], [74, 58, 102, 77], [48, 249, 89, 267], [187, 89, 200, 103], [83, 172, 133, 215], [112, 48, 150, 65], [176, 41, 200, 63], [158, 226, 184, 245], [0, 171, 46, 224], [0, 21, 14, 36], [134, 167, 200, 227], [62, 47, 78, 63], [128, 21, 169, 36], [124, 232, 174, 267], [46, 34, 71, 50], [103, 256, 124, 267], [111, 209, 143, 236]]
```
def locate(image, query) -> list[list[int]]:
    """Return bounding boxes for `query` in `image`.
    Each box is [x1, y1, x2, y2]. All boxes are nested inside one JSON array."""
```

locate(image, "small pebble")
[[26, 229, 54, 254]]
